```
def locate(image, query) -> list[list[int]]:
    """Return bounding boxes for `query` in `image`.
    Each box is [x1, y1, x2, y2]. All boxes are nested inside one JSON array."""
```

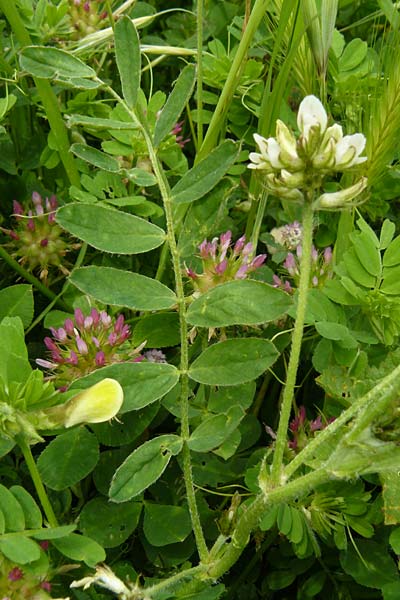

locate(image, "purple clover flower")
[[2, 192, 78, 283], [186, 232, 267, 293], [273, 243, 334, 293], [37, 308, 143, 389]]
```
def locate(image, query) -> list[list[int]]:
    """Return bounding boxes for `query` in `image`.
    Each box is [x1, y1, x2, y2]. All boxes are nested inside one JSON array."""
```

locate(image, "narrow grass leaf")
[[114, 16, 141, 108], [56, 204, 165, 254], [70, 266, 176, 310], [153, 64, 196, 147]]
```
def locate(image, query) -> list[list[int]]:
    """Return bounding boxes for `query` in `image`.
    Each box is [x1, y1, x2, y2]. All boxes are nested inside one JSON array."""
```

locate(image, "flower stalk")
[[17, 436, 58, 528], [270, 201, 314, 484]]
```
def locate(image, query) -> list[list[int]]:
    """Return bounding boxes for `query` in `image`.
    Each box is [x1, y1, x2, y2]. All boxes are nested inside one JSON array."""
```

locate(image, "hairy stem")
[[142, 125, 209, 562], [17, 437, 58, 528], [270, 201, 314, 484], [103, 83, 208, 561]]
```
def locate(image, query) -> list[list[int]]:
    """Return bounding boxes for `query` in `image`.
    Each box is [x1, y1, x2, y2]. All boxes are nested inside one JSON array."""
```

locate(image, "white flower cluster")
[[248, 95, 367, 209]]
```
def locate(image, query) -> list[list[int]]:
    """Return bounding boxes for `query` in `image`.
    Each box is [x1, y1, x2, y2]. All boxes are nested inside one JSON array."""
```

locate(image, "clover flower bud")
[[233, 235, 246, 255], [8, 567, 23, 581]]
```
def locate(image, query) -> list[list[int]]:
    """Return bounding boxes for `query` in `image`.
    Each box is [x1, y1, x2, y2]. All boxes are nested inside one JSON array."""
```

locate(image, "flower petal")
[[64, 378, 124, 427], [297, 95, 328, 139]]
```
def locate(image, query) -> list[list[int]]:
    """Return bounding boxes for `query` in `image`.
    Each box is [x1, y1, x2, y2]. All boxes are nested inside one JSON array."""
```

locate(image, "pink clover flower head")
[[274, 241, 333, 293], [186, 232, 267, 293], [37, 308, 141, 389], [289, 407, 334, 452], [41, 581, 52, 592], [8, 567, 23, 581], [3, 192, 74, 283]]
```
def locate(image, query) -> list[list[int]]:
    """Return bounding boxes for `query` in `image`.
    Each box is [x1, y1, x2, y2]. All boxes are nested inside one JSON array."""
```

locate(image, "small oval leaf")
[[171, 140, 239, 204], [188, 338, 279, 386], [37, 428, 99, 490], [69, 266, 177, 311], [70, 143, 120, 172], [153, 64, 196, 147], [187, 280, 292, 327], [110, 434, 183, 502], [114, 16, 141, 108], [69, 362, 179, 413], [56, 204, 165, 254], [20, 46, 95, 80]]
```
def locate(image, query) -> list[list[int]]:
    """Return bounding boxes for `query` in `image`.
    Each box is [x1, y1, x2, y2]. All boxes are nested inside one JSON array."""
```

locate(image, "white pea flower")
[[316, 177, 368, 209], [280, 169, 305, 188], [248, 133, 284, 171], [71, 565, 132, 598], [248, 94, 367, 207], [297, 95, 328, 140], [334, 133, 367, 170], [265, 174, 304, 202], [276, 121, 303, 170]]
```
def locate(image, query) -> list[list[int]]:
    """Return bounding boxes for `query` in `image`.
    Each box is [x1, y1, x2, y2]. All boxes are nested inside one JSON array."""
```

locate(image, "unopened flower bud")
[[316, 177, 368, 209]]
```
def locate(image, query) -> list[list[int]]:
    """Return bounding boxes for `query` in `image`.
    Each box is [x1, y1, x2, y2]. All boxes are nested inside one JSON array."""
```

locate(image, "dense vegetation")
[[1, 1, 400, 598]]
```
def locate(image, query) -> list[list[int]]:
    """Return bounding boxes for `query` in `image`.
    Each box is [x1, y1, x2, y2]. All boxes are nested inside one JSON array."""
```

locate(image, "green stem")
[[0, 1, 81, 188], [270, 201, 314, 484], [197, 0, 270, 160], [207, 468, 327, 579], [0, 246, 71, 310], [196, 0, 204, 148], [284, 359, 400, 481], [142, 127, 209, 562], [17, 438, 58, 528], [250, 189, 268, 249], [103, 84, 208, 562]]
